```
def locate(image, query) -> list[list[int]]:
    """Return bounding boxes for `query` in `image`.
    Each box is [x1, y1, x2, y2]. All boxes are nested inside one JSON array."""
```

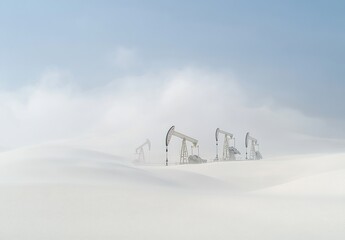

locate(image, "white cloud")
[[0, 67, 343, 162]]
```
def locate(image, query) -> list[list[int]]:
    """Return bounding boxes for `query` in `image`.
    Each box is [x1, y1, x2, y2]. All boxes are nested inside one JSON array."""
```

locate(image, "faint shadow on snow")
[[1, 145, 344, 195], [0, 144, 228, 192]]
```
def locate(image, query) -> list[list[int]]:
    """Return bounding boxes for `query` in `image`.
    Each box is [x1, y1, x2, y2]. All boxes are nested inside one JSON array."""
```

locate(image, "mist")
[[0, 67, 343, 163]]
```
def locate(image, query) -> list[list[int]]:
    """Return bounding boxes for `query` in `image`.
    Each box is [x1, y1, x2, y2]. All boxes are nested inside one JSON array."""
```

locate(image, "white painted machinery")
[[135, 139, 151, 163], [215, 128, 240, 161], [165, 126, 199, 166], [245, 132, 262, 160]]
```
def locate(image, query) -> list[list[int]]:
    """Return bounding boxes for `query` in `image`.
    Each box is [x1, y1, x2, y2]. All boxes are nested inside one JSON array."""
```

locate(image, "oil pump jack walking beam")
[[165, 126, 198, 166], [215, 128, 239, 161], [136, 139, 151, 163], [245, 132, 262, 160]]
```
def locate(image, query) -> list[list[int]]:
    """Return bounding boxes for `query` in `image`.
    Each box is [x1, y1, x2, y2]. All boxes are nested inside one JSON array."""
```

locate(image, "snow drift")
[[0, 144, 344, 240]]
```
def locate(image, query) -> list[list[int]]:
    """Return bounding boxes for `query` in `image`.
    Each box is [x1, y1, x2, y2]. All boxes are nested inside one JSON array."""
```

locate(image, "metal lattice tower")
[[223, 135, 230, 161], [180, 139, 189, 164]]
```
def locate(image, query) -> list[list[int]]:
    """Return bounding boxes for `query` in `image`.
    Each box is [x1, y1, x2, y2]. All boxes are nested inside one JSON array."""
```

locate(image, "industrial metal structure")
[[135, 139, 151, 163], [165, 126, 199, 166], [245, 132, 262, 160], [215, 128, 240, 161]]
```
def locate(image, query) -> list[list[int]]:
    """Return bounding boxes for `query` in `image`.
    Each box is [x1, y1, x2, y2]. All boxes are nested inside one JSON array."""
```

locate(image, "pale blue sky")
[[0, 0, 344, 121]]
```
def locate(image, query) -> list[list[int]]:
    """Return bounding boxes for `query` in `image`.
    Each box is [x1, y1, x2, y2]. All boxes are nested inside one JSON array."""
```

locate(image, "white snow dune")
[[0, 145, 344, 240]]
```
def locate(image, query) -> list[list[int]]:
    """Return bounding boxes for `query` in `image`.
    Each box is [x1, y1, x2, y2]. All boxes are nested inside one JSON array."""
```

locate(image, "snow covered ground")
[[0, 144, 344, 239]]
